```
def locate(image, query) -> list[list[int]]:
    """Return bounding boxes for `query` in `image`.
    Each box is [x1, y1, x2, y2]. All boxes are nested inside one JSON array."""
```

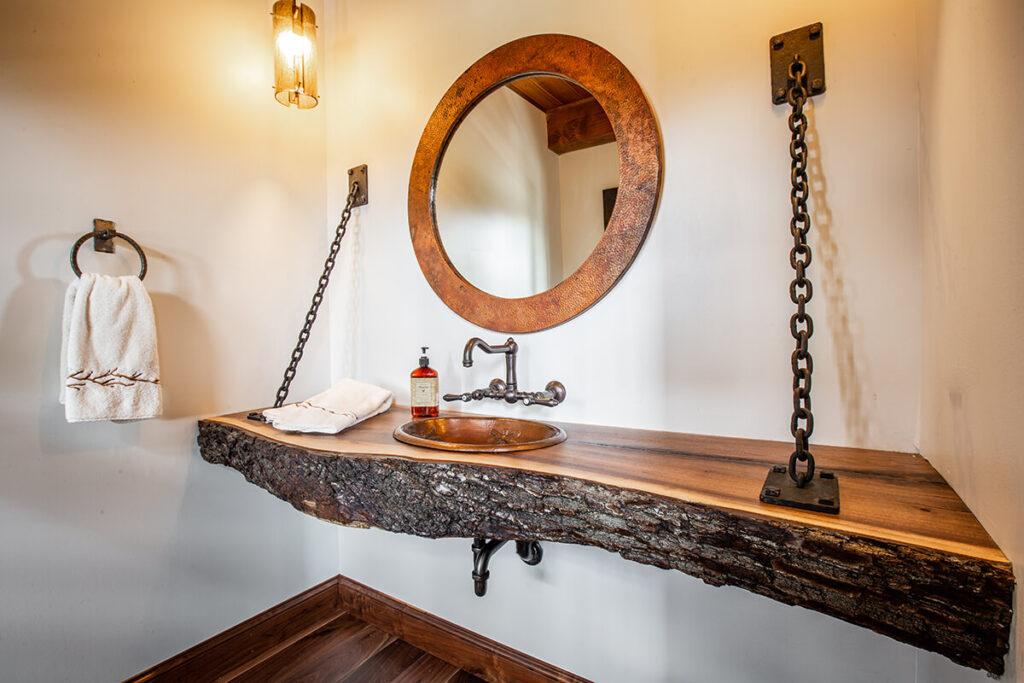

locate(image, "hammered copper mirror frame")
[[409, 34, 663, 333]]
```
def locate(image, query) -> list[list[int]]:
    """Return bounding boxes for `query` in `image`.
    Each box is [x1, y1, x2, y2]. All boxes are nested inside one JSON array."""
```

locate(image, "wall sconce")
[[272, 1, 318, 109]]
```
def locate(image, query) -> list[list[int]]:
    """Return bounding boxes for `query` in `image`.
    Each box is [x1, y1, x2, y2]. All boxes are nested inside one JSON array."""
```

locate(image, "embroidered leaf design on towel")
[[67, 369, 160, 391], [296, 401, 357, 420]]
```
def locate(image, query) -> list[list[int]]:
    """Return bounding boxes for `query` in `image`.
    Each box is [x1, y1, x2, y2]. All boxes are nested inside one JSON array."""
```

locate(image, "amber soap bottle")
[[410, 347, 439, 417]]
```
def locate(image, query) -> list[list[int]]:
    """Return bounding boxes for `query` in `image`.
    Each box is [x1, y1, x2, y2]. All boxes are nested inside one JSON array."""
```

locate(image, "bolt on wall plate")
[[92, 218, 116, 253], [347, 164, 368, 207], [761, 466, 840, 514], [770, 22, 826, 105]]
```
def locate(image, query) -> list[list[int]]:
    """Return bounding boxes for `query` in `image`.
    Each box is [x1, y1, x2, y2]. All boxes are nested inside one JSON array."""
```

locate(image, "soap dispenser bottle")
[[410, 347, 439, 418]]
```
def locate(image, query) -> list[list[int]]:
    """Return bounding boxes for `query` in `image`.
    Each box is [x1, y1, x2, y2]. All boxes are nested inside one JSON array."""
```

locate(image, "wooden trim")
[[124, 574, 585, 683], [123, 576, 342, 682], [335, 574, 589, 683], [546, 97, 615, 154]]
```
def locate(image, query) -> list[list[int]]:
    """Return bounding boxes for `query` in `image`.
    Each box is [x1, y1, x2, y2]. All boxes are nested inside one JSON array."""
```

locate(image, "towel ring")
[[70, 230, 148, 280]]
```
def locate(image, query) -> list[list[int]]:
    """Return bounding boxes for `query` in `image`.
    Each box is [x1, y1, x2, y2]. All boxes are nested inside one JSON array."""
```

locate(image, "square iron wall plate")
[[770, 23, 825, 104], [348, 164, 368, 207], [92, 218, 116, 253]]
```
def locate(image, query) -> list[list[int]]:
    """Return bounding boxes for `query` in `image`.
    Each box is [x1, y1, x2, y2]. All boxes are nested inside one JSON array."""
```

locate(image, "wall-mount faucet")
[[443, 337, 559, 596], [443, 337, 566, 407]]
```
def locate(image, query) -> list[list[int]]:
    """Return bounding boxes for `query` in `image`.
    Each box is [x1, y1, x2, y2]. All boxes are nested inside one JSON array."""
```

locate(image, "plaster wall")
[[917, 0, 1024, 680], [0, 1, 339, 679], [436, 87, 562, 297], [557, 141, 620, 279], [0, 0, 1016, 681], [322, 1, 996, 681]]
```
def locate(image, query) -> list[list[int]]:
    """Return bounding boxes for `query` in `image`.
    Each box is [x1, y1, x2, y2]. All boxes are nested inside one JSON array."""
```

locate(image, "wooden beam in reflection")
[[546, 96, 615, 154]]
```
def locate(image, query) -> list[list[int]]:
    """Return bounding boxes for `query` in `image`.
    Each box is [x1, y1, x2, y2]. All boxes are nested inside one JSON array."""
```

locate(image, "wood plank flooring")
[[221, 611, 480, 682], [126, 576, 585, 683]]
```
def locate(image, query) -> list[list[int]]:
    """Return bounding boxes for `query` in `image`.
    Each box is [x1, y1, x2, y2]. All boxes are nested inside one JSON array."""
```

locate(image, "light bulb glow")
[[277, 30, 312, 60], [272, 1, 318, 108]]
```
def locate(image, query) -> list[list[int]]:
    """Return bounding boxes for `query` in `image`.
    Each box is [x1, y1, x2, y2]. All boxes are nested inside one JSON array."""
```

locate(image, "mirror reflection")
[[435, 76, 619, 299]]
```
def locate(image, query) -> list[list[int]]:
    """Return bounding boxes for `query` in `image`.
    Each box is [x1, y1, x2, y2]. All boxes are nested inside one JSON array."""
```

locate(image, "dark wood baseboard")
[[335, 574, 587, 683], [124, 576, 343, 682], [124, 574, 587, 683]]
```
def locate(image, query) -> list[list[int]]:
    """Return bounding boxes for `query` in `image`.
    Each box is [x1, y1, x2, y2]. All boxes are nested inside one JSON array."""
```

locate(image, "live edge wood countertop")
[[198, 407, 1013, 675]]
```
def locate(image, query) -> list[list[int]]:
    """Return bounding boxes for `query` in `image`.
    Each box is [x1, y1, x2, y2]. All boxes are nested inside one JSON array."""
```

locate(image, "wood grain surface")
[[335, 574, 588, 683], [198, 407, 1014, 674], [125, 574, 571, 683]]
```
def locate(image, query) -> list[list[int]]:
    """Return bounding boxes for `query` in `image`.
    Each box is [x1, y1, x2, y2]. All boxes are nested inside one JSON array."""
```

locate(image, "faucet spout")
[[462, 337, 518, 391], [461, 337, 486, 367], [446, 336, 561, 407]]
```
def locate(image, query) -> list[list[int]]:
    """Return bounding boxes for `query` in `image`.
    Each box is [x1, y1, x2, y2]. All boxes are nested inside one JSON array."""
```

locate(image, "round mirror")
[[435, 76, 619, 299], [409, 34, 662, 333]]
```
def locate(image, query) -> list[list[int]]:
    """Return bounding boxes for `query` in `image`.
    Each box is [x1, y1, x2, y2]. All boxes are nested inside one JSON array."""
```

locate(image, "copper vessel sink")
[[393, 415, 566, 453]]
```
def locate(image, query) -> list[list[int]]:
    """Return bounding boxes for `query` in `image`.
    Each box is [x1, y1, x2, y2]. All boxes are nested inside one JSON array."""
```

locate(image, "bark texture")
[[198, 420, 1013, 675]]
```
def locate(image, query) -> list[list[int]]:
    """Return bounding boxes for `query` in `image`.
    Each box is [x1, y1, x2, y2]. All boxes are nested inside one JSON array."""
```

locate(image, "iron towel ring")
[[70, 229, 147, 280]]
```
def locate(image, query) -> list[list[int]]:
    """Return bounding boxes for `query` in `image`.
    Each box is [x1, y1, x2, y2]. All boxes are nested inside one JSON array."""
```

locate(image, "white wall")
[[2, 1, 1015, 681], [323, 1, 997, 681], [558, 141, 619, 278], [0, 1, 339, 680], [436, 87, 562, 297], [917, 1, 1024, 681]]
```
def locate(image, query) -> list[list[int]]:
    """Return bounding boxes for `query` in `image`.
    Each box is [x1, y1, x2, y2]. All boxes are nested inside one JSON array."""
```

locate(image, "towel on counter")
[[263, 378, 394, 434], [59, 273, 162, 422]]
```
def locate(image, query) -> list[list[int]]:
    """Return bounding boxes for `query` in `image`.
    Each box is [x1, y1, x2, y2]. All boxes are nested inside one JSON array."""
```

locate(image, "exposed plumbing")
[[472, 538, 543, 597]]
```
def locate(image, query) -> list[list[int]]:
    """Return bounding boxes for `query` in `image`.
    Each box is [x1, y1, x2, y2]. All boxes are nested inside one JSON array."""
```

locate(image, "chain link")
[[249, 183, 360, 420], [786, 58, 816, 488]]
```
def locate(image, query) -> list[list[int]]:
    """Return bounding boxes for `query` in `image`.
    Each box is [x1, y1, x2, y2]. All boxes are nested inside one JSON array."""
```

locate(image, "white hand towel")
[[59, 273, 162, 422], [263, 378, 394, 434]]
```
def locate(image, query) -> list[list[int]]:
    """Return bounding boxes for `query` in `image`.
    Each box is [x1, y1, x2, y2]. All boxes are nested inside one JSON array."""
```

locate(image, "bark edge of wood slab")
[[197, 410, 1013, 675]]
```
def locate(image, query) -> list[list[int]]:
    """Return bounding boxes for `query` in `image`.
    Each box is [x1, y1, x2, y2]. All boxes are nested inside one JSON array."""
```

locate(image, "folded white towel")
[[59, 273, 162, 422], [263, 378, 394, 434]]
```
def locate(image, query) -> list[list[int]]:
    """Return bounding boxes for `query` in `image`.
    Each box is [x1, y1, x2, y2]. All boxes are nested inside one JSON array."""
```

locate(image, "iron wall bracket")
[[348, 164, 368, 207], [770, 23, 826, 104], [92, 218, 116, 254]]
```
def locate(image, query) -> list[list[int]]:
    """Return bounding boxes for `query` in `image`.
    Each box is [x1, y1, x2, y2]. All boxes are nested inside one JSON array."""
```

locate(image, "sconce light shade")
[[272, 1, 318, 109]]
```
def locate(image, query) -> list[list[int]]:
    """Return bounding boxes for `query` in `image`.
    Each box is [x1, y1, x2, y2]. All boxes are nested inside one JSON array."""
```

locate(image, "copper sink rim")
[[393, 415, 567, 453]]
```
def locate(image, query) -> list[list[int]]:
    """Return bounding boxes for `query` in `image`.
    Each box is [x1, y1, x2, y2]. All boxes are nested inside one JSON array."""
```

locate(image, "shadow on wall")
[[659, 569, 920, 683], [804, 103, 867, 445], [28, 234, 218, 431], [333, 211, 363, 381], [2, 235, 329, 680], [1, 233, 139, 453], [0, 232, 218, 532], [149, 289, 217, 420]]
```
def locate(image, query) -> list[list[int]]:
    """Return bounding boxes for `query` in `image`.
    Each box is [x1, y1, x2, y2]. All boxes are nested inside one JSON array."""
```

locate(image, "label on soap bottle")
[[410, 377, 438, 407]]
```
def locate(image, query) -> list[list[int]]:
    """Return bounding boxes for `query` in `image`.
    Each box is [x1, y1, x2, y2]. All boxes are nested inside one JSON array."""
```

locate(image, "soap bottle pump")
[[410, 347, 439, 418]]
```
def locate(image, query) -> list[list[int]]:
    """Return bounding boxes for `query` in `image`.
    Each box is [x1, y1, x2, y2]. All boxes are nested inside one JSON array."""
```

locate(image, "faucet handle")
[[545, 381, 566, 404], [521, 381, 566, 407]]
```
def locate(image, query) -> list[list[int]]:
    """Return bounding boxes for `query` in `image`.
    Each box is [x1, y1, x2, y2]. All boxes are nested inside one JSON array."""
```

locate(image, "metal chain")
[[249, 182, 360, 420], [786, 57, 816, 487]]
